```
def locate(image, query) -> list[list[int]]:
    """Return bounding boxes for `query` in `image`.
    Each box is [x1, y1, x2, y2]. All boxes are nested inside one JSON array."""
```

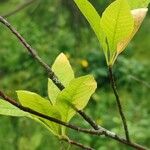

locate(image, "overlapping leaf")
[[100, 0, 134, 65], [74, 0, 106, 54], [56, 75, 97, 123], [47, 53, 97, 134], [0, 53, 97, 137], [48, 53, 74, 104], [17, 91, 62, 135], [127, 0, 150, 9], [0, 99, 30, 117], [116, 8, 148, 55], [74, 0, 148, 66], [0, 99, 52, 134]]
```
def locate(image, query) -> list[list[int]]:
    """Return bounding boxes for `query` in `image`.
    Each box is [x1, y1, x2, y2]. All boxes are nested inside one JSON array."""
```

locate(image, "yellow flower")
[[81, 59, 89, 68]]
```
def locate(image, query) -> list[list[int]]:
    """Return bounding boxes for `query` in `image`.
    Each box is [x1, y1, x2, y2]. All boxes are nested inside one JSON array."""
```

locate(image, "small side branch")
[[74, 108, 99, 130], [129, 75, 150, 89], [108, 66, 130, 142], [2, 0, 37, 18], [62, 138, 94, 150]]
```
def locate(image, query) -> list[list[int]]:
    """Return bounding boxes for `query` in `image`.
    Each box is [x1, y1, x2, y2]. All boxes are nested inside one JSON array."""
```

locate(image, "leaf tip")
[[131, 8, 148, 19], [85, 75, 97, 90], [54, 53, 69, 65]]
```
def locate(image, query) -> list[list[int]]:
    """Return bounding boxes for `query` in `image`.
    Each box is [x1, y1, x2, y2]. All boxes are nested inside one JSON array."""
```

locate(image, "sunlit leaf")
[[74, 0, 106, 55], [17, 90, 62, 136], [56, 75, 97, 123], [127, 0, 150, 9], [101, 0, 134, 65], [48, 53, 74, 104], [0, 99, 53, 134], [0, 99, 30, 117], [52, 53, 74, 86], [48, 79, 60, 105], [117, 8, 148, 56]]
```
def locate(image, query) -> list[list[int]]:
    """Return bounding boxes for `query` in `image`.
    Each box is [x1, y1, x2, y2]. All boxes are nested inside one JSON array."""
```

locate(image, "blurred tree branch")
[[129, 75, 150, 89], [1, 0, 37, 18], [62, 137, 94, 150]]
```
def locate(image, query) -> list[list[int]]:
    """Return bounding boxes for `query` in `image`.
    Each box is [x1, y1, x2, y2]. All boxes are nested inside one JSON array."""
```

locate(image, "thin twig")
[[62, 138, 94, 150], [2, 0, 37, 18], [0, 16, 64, 90], [73, 107, 99, 130], [0, 90, 148, 150], [0, 16, 99, 131], [129, 75, 150, 89], [108, 66, 130, 142]]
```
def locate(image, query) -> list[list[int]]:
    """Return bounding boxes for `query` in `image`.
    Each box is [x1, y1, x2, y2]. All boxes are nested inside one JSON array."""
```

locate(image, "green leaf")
[[52, 53, 74, 87], [74, 0, 106, 52], [0, 98, 61, 136], [0, 99, 49, 131], [48, 53, 74, 104], [56, 75, 97, 123], [127, 0, 150, 9], [101, 0, 134, 65], [48, 79, 60, 105], [0, 99, 30, 117], [17, 90, 62, 136], [116, 8, 148, 57]]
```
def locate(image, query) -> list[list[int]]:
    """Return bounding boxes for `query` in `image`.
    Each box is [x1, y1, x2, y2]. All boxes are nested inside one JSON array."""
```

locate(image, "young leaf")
[[48, 79, 60, 105], [0, 99, 30, 117], [48, 53, 74, 104], [0, 97, 65, 137], [127, 0, 150, 9], [0, 99, 54, 134], [17, 90, 62, 136], [117, 8, 148, 55], [52, 53, 74, 86], [101, 0, 134, 65], [56, 75, 97, 123], [74, 0, 106, 52]]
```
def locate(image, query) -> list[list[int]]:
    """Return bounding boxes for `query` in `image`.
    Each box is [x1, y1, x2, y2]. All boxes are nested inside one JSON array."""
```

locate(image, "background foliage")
[[0, 0, 150, 149]]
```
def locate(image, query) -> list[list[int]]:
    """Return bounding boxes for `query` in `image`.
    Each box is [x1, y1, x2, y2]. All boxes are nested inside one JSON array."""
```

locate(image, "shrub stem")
[[108, 66, 130, 142]]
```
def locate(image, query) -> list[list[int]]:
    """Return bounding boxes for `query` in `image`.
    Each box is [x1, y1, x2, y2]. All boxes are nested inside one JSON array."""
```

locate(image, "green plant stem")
[[108, 66, 130, 142], [0, 90, 148, 150]]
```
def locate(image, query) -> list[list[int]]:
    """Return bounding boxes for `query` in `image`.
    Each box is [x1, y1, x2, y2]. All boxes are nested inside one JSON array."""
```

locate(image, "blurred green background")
[[0, 0, 150, 149]]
